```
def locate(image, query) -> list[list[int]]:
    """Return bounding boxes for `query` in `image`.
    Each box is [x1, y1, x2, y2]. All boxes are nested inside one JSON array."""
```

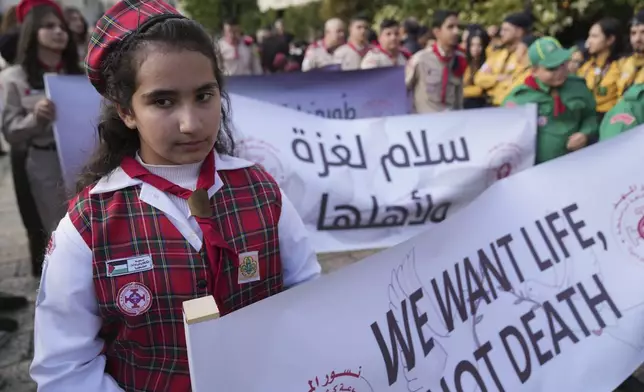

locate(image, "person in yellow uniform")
[[577, 17, 623, 120], [617, 10, 644, 97], [463, 26, 490, 108], [474, 12, 532, 106], [485, 24, 502, 58], [506, 35, 538, 93]]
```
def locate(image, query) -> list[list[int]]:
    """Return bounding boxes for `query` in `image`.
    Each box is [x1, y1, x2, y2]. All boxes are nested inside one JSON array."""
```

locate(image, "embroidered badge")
[[238, 251, 260, 284], [538, 115, 548, 126], [106, 255, 153, 277], [117, 282, 152, 316], [610, 113, 636, 125]]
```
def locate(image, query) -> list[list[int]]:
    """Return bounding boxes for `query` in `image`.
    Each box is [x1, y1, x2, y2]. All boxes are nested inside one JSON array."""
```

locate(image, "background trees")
[[181, 0, 642, 45]]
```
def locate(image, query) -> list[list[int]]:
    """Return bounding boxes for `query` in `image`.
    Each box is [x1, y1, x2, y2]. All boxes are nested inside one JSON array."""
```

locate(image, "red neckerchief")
[[431, 43, 468, 104], [400, 47, 412, 59], [377, 44, 400, 65], [524, 74, 566, 117], [38, 60, 63, 73], [225, 37, 239, 59], [120, 150, 235, 308], [348, 42, 369, 57]]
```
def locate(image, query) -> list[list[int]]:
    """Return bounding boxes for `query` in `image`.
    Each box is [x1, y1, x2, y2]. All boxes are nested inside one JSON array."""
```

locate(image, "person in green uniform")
[[503, 37, 598, 164], [599, 83, 644, 141]]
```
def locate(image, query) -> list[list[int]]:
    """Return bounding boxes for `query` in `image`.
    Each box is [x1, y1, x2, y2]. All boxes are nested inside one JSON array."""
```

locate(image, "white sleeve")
[[30, 214, 124, 392], [278, 189, 321, 287]]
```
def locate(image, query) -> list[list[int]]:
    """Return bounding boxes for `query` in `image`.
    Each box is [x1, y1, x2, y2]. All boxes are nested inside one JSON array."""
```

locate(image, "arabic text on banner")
[[232, 95, 537, 252], [184, 125, 644, 392]]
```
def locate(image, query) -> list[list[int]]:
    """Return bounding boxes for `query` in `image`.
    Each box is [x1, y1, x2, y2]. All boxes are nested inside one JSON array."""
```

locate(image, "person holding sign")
[[0, 0, 82, 234], [503, 37, 598, 164], [599, 83, 644, 141], [29, 1, 321, 391]]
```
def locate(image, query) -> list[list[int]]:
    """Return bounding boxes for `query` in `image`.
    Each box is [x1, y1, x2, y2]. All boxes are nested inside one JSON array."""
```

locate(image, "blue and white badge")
[[106, 255, 153, 277]]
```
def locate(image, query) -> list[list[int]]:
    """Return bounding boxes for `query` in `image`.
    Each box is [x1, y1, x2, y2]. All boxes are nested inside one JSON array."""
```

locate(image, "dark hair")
[[350, 13, 369, 24], [76, 18, 235, 191], [223, 16, 239, 26], [379, 18, 398, 32], [432, 10, 458, 30], [1, 5, 18, 33], [466, 26, 490, 65], [593, 17, 624, 62], [16, 5, 82, 89], [403, 18, 419, 37], [63, 7, 88, 44]]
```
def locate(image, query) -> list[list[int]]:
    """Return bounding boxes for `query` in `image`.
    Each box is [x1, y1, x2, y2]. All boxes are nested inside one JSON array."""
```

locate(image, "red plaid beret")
[[85, 0, 184, 95], [16, 0, 64, 23]]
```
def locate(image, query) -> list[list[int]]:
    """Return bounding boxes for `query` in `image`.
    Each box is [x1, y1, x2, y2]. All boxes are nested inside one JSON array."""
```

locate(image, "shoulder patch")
[[609, 113, 636, 126]]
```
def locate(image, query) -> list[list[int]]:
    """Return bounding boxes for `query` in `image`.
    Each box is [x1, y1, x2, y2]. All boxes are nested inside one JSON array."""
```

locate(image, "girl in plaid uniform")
[[30, 1, 321, 391]]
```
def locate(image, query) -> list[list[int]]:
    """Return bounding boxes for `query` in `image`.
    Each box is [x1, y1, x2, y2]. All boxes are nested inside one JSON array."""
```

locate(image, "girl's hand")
[[34, 99, 56, 122]]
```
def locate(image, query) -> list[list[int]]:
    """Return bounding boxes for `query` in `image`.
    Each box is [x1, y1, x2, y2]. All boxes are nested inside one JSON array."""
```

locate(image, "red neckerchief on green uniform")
[[524, 74, 566, 117]]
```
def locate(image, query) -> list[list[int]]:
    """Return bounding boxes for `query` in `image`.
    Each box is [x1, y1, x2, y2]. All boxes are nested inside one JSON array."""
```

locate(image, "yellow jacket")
[[506, 64, 531, 96], [577, 52, 621, 113], [616, 54, 644, 96], [474, 48, 519, 106], [463, 65, 484, 98]]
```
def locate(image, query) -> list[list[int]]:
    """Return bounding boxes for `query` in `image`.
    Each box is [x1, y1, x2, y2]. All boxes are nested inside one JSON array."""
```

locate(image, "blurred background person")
[[463, 25, 490, 109], [334, 14, 370, 70], [569, 40, 589, 74], [361, 19, 406, 69], [63, 6, 88, 60], [578, 17, 623, 120], [302, 17, 344, 71], [401, 17, 421, 54], [218, 17, 262, 75]]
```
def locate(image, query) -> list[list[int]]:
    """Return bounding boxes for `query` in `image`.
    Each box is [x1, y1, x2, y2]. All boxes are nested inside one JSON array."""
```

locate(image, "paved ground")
[[0, 154, 641, 392]]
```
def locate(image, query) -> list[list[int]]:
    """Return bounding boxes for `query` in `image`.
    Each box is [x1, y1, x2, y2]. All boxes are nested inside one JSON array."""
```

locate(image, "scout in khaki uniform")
[[361, 19, 407, 69], [503, 37, 598, 164], [218, 18, 262, 76], [577, 18, 622, 117], [406, 10, 466, 113], [599, 83, 644, 141], [475, 12, 532, 106], [333, 14, 370, 71], [302, 18, 345, 71], [617, 11, 644, 97], [30, 1, 321, 391]]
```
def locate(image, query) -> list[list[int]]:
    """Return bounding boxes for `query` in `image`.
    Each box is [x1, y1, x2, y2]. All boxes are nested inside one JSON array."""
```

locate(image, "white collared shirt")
[[30, 153, 321, 391]]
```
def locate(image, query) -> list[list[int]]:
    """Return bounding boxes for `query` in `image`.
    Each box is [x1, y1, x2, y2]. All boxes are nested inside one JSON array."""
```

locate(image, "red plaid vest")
[[68, 166, 284, 392]]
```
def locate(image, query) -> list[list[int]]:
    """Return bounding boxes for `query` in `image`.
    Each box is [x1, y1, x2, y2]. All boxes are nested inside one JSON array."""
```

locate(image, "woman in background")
[[463, 26, 490, 109], [578, 17, 624, 121], [1, 0, 82, 239], [64, 7, 88, 60]]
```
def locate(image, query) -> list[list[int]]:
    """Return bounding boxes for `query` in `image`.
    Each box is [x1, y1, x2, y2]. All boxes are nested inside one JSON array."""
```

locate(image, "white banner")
[[184, 125, 644, 392], [232, 95, 537, 252]]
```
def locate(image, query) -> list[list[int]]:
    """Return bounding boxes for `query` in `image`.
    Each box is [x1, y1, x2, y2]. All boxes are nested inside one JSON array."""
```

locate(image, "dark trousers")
[[10, 148, 47, 277]]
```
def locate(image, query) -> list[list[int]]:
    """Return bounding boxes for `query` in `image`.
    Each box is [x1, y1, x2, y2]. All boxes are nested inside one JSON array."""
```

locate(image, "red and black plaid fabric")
[[68, 165, 284, 392], [85, 0, 182, 95], [16, 0, 63, 23]]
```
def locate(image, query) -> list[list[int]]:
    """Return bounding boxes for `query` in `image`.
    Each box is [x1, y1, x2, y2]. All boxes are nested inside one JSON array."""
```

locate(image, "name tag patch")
[[238, 251, 261, 284], [106, 255, 153, 277]]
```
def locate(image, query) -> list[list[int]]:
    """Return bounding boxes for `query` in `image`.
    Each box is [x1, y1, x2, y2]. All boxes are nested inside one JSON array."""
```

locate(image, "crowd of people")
[[0, 0, 641, 390], [221, 8, 644, 163]]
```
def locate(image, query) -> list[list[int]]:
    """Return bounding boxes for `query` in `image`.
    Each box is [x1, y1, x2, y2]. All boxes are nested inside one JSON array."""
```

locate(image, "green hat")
[[528, 37, 574, 68]]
